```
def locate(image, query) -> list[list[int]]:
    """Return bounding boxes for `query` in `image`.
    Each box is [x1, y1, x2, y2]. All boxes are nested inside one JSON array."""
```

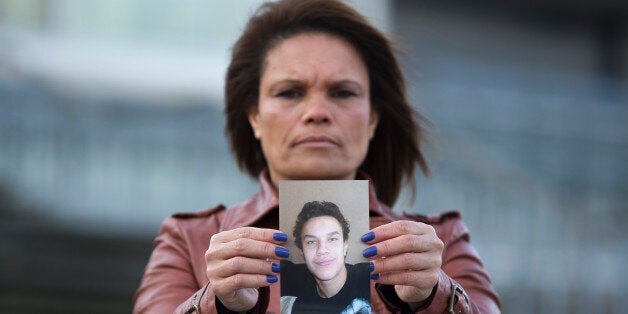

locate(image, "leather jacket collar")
[[218, 169, 404, 232]]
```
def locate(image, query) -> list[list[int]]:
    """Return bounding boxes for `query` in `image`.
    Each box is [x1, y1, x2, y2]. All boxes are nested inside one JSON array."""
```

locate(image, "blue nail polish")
[[267, 275, 278, 283], [370, 274, 379, 280], [361, 231, 375, 242], [275, 247, 290, 258], [369, 262, 374, 272], [363, 246, 377, 258], [272, 263, 280, 273], [273, 232, 288, 242]]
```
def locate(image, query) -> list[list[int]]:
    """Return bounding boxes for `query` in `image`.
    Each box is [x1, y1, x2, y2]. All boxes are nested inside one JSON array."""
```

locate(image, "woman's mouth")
[[293, 135, 339, 148]]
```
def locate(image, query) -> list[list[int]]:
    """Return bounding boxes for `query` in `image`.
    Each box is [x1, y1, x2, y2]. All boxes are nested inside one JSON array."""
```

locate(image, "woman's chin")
[[291, 167, 355, 180]]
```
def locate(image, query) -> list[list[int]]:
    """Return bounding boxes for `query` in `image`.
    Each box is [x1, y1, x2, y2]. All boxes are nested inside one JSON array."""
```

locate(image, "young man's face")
[[300, 215, 349, 282]]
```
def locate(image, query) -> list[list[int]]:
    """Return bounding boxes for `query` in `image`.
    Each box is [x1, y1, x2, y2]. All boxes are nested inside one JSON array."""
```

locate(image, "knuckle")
[[232, 274, 243, 288], [380, 241, 391, 255], [232, 238, 247, 253], [400, 272, 415, 284], [401, 253, 415, 266], [424, 224, 436, 234], [263, 242, 273, 256], [434, 238, 444, 250], [403, 235, 419, 249], [229, 257, 245, 272], [397, 221, 413, 235], [378, 258, 385, 272], [205, 246, 220, 263], [432, 254, 442, 268], [236, 227, 252, 239]]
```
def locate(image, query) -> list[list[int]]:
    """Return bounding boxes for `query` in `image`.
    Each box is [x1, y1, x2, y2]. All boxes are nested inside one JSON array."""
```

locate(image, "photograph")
[[279, 180, 371, 314]]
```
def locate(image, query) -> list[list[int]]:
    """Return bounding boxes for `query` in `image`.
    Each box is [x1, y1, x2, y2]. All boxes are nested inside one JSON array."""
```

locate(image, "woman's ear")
[[343, 240, 349, 257], [247, 107, 262, 139], [368, 110, 379, 140]]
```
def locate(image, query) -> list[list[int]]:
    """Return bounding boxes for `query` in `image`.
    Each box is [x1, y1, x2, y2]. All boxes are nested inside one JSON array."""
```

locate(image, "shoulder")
[[347, 262, 371, 274], [157, 204, 227, 239], [171, 204, 227, 220], [281, 261, 309, 275]]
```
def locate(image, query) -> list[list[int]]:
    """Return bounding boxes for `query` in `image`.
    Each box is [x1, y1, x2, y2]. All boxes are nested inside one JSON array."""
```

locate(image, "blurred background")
[[0, 0, 626, 313]]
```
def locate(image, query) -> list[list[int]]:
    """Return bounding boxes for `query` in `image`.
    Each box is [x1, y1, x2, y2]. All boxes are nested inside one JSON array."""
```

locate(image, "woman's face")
[[249, 33, 378, 185], [299, 215, 349, 283]]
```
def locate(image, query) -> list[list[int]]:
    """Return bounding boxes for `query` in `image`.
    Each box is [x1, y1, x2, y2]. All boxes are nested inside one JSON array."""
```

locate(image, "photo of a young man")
[[280, 201, 371, 314]]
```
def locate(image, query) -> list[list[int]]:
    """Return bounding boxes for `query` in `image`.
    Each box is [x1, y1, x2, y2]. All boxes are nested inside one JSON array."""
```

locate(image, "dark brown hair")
[[225, 0, 429, 207], [292, 201, 349, 250]]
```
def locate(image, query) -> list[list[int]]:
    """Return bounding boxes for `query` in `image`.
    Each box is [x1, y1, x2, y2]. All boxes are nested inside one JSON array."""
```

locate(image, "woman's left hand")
[[361, 220, 444, 309]]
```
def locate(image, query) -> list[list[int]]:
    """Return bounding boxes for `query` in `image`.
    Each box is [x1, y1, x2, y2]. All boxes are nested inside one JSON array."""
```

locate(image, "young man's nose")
[[316, 242, 330, 255]]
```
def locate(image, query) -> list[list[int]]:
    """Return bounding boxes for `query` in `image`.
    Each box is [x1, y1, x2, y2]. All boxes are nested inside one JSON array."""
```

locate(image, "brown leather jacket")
[[134, 172, 500, 313]]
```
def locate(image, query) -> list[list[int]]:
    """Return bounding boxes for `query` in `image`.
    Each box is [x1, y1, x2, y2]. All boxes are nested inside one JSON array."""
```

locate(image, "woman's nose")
[[302, 93, 332, 124]]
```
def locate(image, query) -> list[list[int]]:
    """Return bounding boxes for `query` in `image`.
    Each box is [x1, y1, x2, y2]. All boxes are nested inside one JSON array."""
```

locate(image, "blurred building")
[[0, 0, 626, 313]]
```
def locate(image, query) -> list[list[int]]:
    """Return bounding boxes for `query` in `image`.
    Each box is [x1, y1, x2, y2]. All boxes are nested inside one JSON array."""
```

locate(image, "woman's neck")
[[315, 265, 348, 298]]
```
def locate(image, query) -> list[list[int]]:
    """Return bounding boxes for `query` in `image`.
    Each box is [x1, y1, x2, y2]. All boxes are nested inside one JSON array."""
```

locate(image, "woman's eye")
[[329, 237, 338, 242], [276, 89, 302, 99], [330, 89, 356, 98], [305, 240, 317, 245]]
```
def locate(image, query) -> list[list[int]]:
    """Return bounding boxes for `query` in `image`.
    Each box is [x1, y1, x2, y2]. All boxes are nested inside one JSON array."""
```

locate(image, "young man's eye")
[[329, 237, 338, 242], [305, 240, 317, 245]]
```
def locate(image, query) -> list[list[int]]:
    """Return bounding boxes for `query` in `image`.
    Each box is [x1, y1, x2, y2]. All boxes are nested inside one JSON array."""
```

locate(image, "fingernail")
[[369, 262, 374, 272], [275, 247, 290, 258], [267, 275, 278, 283], [363, 246, 377, 258], [361, 231, 375, 242], [370, 274, 379, 280], [272, 263, 280, 273], [273, 232, 288, 242]]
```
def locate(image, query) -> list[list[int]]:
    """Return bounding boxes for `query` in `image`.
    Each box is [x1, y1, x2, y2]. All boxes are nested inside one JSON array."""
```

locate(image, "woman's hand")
[[361, 220, 444, 310], [205, 227, 290, 312]]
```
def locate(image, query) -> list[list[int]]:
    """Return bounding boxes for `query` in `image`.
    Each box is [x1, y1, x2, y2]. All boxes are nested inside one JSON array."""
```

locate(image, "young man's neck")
[[315, 266, 348, 298]]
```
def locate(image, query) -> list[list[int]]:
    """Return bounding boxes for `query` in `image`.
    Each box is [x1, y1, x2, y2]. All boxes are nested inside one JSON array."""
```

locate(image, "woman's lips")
[[293, 135, 339, 148]]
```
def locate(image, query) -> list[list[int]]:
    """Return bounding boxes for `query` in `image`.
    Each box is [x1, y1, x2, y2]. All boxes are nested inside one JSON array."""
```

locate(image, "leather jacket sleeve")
[[133, 212, 270, 314], [133, 216, 211, 313], [375, 215, 501, 313]]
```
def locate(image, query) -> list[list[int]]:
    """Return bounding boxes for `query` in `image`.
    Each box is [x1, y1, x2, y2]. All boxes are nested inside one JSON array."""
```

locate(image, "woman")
[[280, 201, 371, 313], [133, 0, 501, 313]]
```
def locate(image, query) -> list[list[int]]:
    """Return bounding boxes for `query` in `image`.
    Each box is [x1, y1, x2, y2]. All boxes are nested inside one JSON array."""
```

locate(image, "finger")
[[370, 252, 441, 274], [362, 233, 443, 258], [360, 220, 433, 244], [210, 227, 288, 244], [369, 269, 437, 288], [215, 257, 282, 278], [206, 237, 291, 260], [214, 273, 280, 294]]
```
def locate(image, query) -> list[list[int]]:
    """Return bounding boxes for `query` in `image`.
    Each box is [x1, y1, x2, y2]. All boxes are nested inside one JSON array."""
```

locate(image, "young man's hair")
[[292, 201, 350, 250]]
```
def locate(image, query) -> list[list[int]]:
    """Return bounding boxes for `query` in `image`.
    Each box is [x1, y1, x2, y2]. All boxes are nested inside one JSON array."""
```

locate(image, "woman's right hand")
[[205, 227, 290, 312]]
